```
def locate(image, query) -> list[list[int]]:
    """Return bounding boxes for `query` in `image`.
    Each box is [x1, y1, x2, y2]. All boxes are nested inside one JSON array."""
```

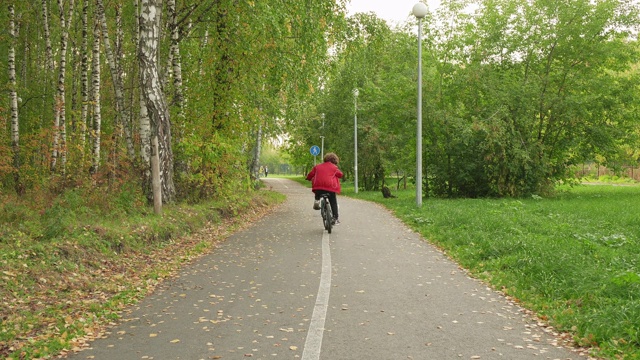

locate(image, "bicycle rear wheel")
[[324, 201, 333, 233]]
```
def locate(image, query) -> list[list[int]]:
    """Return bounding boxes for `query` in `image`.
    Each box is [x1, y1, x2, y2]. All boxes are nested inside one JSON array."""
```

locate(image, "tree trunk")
[[136, 0, 152, 200], [96, 0, 135, 160], [250, 123, 263, 180], [41, 0, 54, 73], [51, 0, 74, 175], [167, 0, 187, 176], [90, 22, 102, 176], [140, 0, 175, 207], [151, 135, 162, 214], [168, 0, 185, 120], [41, 0, 54, 154], [48, 0, 59, 172], [139, 87, 152, 199], [9, 4, 23, 195], [80, 0, 89, 158]]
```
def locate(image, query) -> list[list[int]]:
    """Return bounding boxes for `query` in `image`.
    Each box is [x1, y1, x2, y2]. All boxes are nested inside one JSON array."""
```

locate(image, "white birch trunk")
[[80, 0, 89, 155], [41, 0, 54, 73], [9, 4, 19, 152], [140, 0, 175, 207], [90, 22, 102, 175], [51, 0, 74, 175], [41, 0, 54, 153], [49, 0, 61, 172], [136, 0, 151, 174], [9, 4, 23, 194]]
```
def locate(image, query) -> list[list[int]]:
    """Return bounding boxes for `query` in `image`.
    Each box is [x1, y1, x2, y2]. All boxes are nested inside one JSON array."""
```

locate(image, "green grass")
[[295, 176, 640, 359], [0, 183, 285, 359]]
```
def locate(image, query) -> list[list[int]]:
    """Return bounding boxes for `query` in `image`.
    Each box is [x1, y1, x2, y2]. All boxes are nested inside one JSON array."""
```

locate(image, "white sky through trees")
[[346, 0, 442, 26]]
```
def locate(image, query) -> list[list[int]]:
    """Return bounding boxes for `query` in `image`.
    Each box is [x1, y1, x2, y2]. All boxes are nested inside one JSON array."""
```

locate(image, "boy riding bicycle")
[[306, 153, 343, 225]]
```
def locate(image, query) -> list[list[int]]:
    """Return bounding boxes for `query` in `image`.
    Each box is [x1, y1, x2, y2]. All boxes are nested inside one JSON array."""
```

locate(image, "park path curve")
[[66, 178, 588, 360]]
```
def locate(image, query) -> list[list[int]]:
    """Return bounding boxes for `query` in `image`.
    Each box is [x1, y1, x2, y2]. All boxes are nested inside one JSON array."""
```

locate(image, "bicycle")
[[319, 193, 333, 233]]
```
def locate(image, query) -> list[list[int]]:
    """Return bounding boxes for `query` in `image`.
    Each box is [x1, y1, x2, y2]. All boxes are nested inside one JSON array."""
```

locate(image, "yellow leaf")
[[289, 346, 298, 351], [170, 339, 180, 343], [149, 333, 158, 337]]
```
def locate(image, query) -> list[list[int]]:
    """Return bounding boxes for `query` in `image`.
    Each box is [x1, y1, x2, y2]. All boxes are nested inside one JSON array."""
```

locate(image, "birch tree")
[[135, 0, 151, 183], [51, 0, 74, 175], [41, 0, 54, 73], [89, 22, 102, 176], [79, 0, 90, 154], [140, 0, 174, 210], [9, 4, 23, 195]]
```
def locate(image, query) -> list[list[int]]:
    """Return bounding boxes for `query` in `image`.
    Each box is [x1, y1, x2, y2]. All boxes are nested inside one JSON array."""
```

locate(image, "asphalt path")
[[67, 178, 586, 360]]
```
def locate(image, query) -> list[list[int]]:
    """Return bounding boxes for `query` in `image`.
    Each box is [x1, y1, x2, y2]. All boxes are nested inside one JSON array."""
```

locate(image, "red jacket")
[[306, 161, 343, 194]]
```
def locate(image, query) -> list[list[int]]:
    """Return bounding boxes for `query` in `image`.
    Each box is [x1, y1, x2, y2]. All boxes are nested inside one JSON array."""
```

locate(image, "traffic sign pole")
[[310, 145, 321, 166]]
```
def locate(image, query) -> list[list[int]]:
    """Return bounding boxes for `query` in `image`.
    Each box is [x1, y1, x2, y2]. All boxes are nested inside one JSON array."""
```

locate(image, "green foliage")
[[175, 132, 251, 203], [0, 0, 345, 205], [41, 190, 88, 240], [420, 0, 640, 197], [288, 1, 640, 198]]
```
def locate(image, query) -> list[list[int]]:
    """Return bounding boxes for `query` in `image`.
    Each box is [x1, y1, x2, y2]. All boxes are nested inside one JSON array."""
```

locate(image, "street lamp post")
[[353, 88, 359, 194], [413, 2, 428, 207], [321, 114, 325, 159]]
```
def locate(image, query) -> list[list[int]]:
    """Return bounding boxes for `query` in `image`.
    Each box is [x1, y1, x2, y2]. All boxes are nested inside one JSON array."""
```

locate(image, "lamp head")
[[412, 3, 428, 19]]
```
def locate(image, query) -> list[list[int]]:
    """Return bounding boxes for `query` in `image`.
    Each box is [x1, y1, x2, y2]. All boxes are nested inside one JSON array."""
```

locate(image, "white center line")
[[301, 231, 331, 360]]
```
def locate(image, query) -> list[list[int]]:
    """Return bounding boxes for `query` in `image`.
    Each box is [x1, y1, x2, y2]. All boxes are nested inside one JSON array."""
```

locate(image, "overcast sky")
[[345, 0, 441, 26]]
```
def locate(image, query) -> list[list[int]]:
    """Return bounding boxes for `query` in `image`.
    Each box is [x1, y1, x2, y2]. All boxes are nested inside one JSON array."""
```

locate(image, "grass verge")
[[0, 183, 285, 359]]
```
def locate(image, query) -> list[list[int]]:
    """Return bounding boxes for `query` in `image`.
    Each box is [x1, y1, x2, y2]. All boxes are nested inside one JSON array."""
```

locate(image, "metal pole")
[[416, 18, 423, 207], [354, 89, 359, 194], [321, 115, 325, 160]]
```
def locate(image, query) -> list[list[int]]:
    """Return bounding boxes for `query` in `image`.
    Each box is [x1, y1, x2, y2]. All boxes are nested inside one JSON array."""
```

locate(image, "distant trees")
[[295, 0, 640, 197]]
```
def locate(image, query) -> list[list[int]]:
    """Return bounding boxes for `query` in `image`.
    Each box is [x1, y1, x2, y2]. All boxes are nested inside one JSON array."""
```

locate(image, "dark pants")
[[314, 190, 338, 220]]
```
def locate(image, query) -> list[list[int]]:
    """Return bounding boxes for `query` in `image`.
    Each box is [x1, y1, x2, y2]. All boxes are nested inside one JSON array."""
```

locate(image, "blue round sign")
[[310, 145, 321, 156]]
